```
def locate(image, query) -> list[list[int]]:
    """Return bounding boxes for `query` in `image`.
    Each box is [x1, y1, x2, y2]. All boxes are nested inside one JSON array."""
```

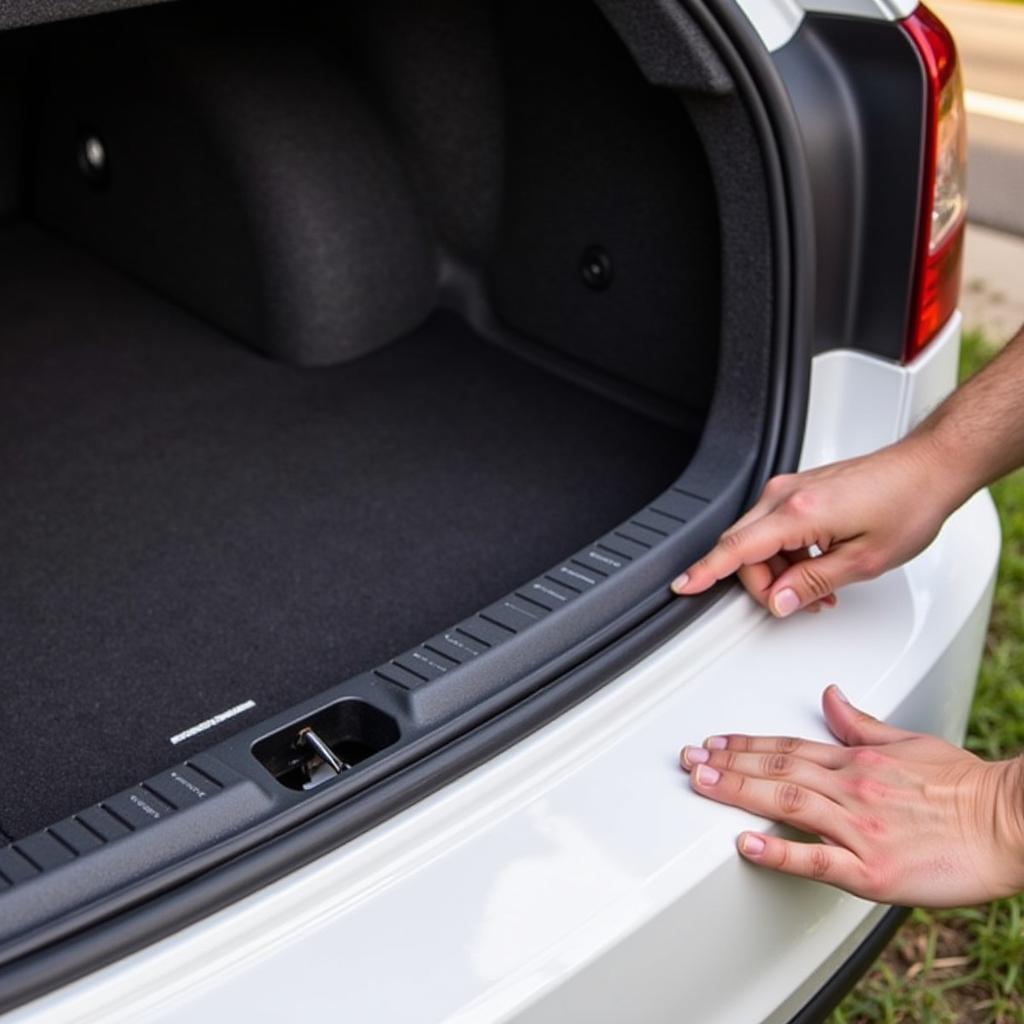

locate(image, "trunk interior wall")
[[0, 51, 27, 219], [0, 0, 774, 842], [30, 10, 440, 367], [24, 0, 723, 408], [490, 0, 721, 409]]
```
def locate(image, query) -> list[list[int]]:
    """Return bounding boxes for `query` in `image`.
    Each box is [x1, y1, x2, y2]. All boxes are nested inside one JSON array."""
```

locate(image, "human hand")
[[671, 435, 958, 616], [679, 686, 1024, 907]]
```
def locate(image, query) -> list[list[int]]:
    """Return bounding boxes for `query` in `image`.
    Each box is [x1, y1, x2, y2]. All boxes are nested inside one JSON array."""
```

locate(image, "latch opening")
[[252, 699, 401, 790]]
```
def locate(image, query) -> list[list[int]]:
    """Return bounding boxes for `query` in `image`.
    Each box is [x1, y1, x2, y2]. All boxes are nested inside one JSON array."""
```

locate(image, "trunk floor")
[[0, 226, 691, 840]]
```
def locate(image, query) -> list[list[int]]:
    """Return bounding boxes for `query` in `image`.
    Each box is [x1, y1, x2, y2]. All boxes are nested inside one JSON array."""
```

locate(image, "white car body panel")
[[800, 311, 962, 470], [735, 0, 917, 52], [10, 314, 1001, 1023], [734, 0, 804, 52]]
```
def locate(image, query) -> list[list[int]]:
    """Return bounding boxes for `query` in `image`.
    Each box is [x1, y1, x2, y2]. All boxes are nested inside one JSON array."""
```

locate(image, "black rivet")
[[580, 245, 612, 291]]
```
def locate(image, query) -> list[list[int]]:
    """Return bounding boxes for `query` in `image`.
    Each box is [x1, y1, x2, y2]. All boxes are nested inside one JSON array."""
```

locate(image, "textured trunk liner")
[[0, 225, 692, 839]]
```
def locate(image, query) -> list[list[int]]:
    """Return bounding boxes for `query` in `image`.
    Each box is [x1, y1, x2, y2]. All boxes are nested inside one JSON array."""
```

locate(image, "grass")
[[831, 331, 1024, 1023]]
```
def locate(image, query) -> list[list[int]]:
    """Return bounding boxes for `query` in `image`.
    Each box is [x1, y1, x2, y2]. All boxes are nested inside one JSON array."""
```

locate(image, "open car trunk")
[[0, 0, 789, 981]]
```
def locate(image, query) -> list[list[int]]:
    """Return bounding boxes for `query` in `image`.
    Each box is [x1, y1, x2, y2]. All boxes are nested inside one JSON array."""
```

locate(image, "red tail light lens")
[[903, 4, 967, 362]]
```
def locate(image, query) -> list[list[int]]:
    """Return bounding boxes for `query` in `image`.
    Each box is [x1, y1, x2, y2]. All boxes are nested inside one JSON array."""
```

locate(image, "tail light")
[[902, 4, 967, 362]]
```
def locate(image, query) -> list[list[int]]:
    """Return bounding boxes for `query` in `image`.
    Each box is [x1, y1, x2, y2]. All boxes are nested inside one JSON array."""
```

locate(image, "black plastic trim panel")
[[787, 906, 910, 1023], [773, 14, 927, 361], [0, 757, 273, 942]]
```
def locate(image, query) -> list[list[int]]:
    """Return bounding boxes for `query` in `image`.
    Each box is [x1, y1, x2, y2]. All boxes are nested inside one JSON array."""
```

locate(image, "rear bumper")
[[9, 317, 1000, 1024], [505, 490, 998, 1024]]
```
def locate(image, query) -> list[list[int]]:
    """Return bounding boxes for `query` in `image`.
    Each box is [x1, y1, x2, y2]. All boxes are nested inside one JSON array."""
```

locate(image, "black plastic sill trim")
[[787, 906, 910, 1024], [0, 0, 815, 1010], [0, 576, 703, 969]]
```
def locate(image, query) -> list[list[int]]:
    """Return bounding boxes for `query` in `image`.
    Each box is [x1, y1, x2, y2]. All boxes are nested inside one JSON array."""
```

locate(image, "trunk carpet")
[[0, 225, 692, 839]]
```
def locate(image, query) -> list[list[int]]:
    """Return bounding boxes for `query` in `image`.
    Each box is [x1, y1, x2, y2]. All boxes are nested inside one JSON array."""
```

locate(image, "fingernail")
[[823, 593, 838, 608], [693, 765, 721, 786], [740, 833, 766, 856], [682, 745, 709, 767], [831, 684, 849, 703], [772, 588, 800, 618], [705, 736, 728, 750], [671, 573, 689, 594]]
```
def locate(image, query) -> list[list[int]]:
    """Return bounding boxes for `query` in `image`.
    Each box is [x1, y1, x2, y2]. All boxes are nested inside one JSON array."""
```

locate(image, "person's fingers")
[[695, 732, 849, 769], [724, 475, 799, 535], [735, 553, 839, 615], [722, 503, 771, 536], [821, 685, 912, 747], [737, 555, 788, 608], [784, 551, 838, 612], [681, 748, 844, 802], [689, 762, 858, 847], [736, 832, 869, 894], [721, 493, 782, 536], [671, 513, 813, 596], [803, 594, 837, 614], [763, 546, 863, 617]]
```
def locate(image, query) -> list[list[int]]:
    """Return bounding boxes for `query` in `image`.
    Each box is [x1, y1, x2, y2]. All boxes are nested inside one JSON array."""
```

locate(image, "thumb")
[[765, 548, 861, 618], [822, 685, 911, 747]]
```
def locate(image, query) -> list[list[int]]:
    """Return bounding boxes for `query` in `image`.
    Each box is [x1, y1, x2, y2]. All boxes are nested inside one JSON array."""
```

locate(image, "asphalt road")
[[932, 0, 1024, 236]]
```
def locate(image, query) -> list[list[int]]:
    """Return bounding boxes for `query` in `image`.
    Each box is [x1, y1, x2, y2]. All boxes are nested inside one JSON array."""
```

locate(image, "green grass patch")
[[832, 331, 1024, 1024]]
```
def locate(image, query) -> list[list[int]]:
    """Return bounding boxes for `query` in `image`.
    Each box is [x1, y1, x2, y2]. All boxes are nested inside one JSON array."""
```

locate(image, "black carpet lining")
[[0, 224, 693, 839]]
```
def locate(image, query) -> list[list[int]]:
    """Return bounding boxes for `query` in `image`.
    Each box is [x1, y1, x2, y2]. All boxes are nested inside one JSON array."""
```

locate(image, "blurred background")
[[936, 0, 1024, 344]]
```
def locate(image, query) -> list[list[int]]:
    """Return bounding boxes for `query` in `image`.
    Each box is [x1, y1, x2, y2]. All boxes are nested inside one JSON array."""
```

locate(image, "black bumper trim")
[[787, 905, 910, 1024]]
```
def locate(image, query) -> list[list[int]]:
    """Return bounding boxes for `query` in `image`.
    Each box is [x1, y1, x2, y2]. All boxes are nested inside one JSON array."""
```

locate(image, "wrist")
[[994, 755, 1024, 893], [899, 419, 978, 518]]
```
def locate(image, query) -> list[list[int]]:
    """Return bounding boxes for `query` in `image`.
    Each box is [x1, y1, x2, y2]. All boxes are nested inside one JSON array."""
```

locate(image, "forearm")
[[1003, 753, 1024, 881], [908, 325, 1024, 513]]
